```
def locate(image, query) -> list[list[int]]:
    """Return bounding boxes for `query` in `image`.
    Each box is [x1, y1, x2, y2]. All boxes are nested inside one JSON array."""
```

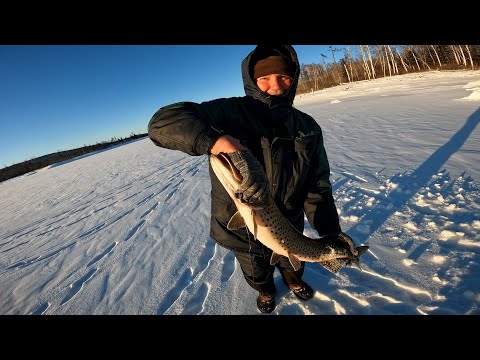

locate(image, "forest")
[[297, 45, 479, 94]]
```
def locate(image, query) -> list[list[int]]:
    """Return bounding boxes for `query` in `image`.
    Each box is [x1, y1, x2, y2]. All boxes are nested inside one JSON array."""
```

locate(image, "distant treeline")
[[0, 133, 148, 183], [297, 45, 479, 94]]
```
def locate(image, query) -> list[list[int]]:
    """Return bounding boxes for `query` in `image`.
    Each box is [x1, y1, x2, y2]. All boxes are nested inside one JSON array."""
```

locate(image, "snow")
[[1, 70, 479, 315]]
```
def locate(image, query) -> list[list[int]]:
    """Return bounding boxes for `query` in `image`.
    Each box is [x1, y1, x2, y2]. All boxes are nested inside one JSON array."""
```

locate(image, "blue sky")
[[0, 45, 339, 167]]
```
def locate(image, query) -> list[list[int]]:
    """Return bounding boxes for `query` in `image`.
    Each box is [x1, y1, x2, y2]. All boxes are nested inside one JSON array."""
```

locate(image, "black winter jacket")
[[148, 45, 341, 254]]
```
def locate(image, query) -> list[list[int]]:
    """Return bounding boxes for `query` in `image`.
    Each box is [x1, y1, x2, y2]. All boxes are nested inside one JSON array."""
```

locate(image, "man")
[[148, 45, 349, 313]]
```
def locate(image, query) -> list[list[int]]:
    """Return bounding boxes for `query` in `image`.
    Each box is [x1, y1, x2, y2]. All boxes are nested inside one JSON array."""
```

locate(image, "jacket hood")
[[241, 45, 300, 108]]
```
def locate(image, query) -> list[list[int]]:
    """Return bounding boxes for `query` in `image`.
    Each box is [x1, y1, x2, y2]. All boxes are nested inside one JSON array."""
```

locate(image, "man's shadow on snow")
[[345, 107, 480, 243]]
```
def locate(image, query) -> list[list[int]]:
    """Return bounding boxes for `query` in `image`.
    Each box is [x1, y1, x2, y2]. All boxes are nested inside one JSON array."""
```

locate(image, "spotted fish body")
[[210, 153, 369, 273]]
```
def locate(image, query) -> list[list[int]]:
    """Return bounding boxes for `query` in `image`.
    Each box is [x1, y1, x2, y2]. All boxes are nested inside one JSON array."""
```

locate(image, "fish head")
[[210, 153, 265, 235], [210, 152, 270, 211], [209, 153, 243, 199], [345, 245, 369, 270], [318, 245, 369, 274]]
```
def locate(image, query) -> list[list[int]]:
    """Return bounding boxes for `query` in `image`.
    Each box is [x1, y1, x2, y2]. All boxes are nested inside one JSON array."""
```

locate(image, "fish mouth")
[[214, 153, 243, 182], [216, 152, 231, 167]]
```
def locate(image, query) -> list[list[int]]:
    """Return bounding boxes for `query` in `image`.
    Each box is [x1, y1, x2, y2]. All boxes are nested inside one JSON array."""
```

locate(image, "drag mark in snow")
[[5, 243, 75, 270], [156, 268, 194, 315], [338, 289, 369, 306], [362, 269, 432, 298], [194, 240, 217, 279], [87, 242, 118, 267], [341, 171, 368, 183], [182, 282, 210, 315], [124, 220, 146, 241], [5, 256, 39, 270], [96, 195, 116, 205], [0, 240, 30, 254], [185, 162, 201, 177], [59, 268, 97, 306], [78, 208, 134, 238], [120, 190, 145, 203], [31, 302, 50, 315], [161, 241, 217, 315], [0, 217, 49, 240], [79, 222, 108, 238], [140, 203, 159, 219], [136, 192, 156, 206], [417, 305, 440, 315], [220, 251, 236, 283], [370, 293, 402, 304], [164, 178, 186, 202], [313, 292, 347, 315]]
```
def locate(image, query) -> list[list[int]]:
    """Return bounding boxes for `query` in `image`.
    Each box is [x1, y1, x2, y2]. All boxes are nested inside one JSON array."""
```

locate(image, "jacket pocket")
[[283, 134, 316, 206], [294, 134, 316, 166]]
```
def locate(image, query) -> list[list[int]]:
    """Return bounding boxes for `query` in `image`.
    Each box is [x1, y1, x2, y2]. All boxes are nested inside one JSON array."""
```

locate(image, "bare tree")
[[430, 45, 443, 68], [408, 46, 422, 71], [415, 46, 432, 70], [384, 45, 392, 76], [329, 46, 343, 84], [359, 45, 372, 80], [343, 62, 351, 83], [295, 43, 478, 96], [351, 54, 362, 81], [320, 54, 330, 85], [343, 46, 353, 82], [387, 45, 399, 74], [458, 45, 467, 66], [417, 46, 432, 70], [315, 64, 323, 90], [425, 45, 437, 66], [395, 46, 410, 73], [451, 45, 460, 65], [365, 45, 376, 79], [300, 63, 324, 93], [389, 45, 396, 74], [464, 45, 475, 69], [377, 45, 387, 77]]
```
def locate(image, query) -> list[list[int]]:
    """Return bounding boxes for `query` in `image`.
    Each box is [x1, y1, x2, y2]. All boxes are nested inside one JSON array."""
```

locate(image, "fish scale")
[[254, 203, 351, 261], [210, 153, 369, 273]]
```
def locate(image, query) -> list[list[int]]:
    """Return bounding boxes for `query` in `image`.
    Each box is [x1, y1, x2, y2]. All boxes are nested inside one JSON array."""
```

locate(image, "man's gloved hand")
[[228, 150, 271, 208], [320, 231, 358, 256], [337, 231, 359, 256]]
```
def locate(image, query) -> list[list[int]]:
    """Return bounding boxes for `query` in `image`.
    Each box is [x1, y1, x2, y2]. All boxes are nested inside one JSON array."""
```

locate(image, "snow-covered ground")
[[1, 70, 479, 315]]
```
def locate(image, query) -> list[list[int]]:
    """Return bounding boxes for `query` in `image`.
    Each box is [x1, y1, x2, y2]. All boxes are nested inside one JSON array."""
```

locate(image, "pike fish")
[[209, 153, 369, 274]]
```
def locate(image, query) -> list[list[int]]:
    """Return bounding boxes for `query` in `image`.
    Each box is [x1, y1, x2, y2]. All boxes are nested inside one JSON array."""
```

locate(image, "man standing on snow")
[[148, 45, 354, 313]]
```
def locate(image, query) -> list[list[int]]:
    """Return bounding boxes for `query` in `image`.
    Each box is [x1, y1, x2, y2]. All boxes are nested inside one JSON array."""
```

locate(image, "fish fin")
[[318, 259, 343, 274], [270, 252, 282, 266], [227, 211, 246, 230], [250, 209, 269, 228], [350, 247, 369, 271], [288, 253, 302, 271], [347, 258, 362, 271], [356, 261, 364, 272], [319, 246, 369, 274], [356, 245, 369, 255]]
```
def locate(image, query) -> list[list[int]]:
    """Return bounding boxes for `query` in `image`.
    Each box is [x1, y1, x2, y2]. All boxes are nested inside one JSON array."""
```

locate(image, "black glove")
[[337, 231, 359, 256], [320, 231, 358, 254], [228, 150, 271, 208]]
